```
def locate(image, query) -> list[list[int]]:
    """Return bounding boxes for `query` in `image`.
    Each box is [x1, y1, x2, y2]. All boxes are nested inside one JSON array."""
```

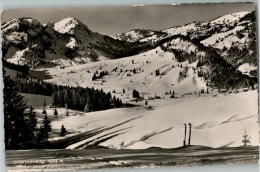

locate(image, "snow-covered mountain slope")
[[210, 11, 250, 25], [45, 47, 207, 97], [53, 17, 89, 35], [113, 11, 256, 77], [43, 35, 255, 97], [114, 11, 251, 45], [201, 12, 256, 73], [163, 22, 201, 39], [201, 25, 246, 49], [162, 37, 201, 55], [113, 29, 164, 42], [46, 90, 258, 149], [2, 17, 150, 67], [2, 17, 43, 36], [164, 11, 251, 42]]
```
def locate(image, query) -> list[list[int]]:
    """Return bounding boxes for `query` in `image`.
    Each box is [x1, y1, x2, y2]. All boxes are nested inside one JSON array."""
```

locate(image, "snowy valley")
[[2, 9, 258, 152]]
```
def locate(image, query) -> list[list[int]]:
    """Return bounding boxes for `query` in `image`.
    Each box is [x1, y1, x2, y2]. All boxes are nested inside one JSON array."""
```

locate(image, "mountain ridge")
[[2, 10, 257, 90], [2, 17, 152, 67]]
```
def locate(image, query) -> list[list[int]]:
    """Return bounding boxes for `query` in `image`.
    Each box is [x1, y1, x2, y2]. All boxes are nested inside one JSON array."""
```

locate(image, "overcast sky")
[[1, 2, 255, 36]]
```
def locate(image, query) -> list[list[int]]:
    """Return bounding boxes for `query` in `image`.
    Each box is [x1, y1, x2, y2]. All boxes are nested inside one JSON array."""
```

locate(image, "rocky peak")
[[53, 17, 90, 35]]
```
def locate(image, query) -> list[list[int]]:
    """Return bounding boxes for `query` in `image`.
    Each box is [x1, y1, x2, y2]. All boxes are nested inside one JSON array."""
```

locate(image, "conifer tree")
[[27, 106, 38, 145], [4, 74, 34, 149], [92, 73, 97, 81], [38, 114, 51, 144], [42, 108, 47, 114], [132, 89, 140, 98], [60, 124, 67, 136], [53, 108, 58, 116]]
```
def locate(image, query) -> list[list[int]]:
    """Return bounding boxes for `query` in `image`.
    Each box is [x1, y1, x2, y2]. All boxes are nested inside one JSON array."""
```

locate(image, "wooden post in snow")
[[183, 123, 187, 147], [188, 123, 192, 146]]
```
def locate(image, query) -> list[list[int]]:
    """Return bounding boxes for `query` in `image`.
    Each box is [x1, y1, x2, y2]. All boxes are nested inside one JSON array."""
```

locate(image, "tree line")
[[3, 59, 30, 73], [53, 85, 123, 112], [12, 73, 124, 112]]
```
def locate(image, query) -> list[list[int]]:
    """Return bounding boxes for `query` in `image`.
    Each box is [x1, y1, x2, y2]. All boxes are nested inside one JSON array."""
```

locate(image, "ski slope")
[[47, 90, 258, 149]]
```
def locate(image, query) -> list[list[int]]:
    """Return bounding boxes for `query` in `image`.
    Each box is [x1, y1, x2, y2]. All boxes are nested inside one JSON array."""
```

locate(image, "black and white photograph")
[[1, 2, 259, 171]]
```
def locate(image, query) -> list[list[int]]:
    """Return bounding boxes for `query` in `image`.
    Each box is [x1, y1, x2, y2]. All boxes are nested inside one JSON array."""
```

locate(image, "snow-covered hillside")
[[46, 90, 258, 149], [113, 29, 163, 42], [164, 22, 200, 38], [44, 47, 207, 97], [210, 11, 250, 25], [113, 11, 256, 71]]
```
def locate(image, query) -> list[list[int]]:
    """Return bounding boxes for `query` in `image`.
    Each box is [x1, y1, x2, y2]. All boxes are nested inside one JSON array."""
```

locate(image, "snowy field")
[[33, 90, 258, 150]]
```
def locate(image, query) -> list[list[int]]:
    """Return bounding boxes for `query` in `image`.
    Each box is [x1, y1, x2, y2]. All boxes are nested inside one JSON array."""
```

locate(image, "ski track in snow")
[[45, 90, 258, 150]]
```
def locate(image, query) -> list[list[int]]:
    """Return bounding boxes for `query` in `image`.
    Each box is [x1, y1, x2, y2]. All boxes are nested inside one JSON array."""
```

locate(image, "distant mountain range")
[[114, 11, 256, 69], [2, 17, 150, 67], [2, 10, 257, 89]]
